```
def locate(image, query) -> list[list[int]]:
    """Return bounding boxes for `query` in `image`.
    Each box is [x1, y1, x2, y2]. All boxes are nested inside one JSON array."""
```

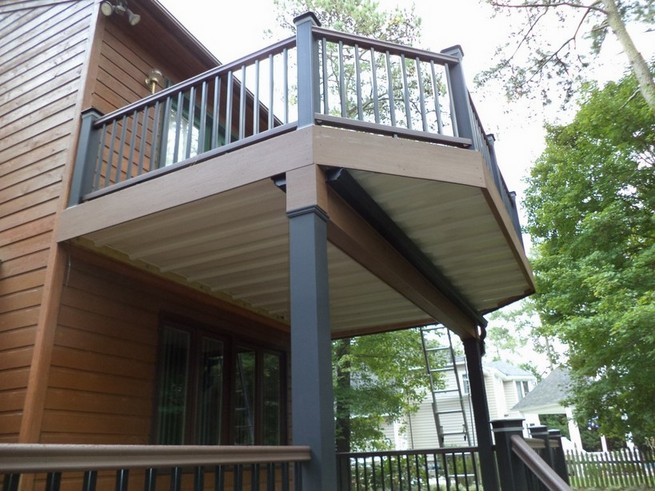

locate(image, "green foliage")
[[524, 71, 655, 443], [333, 330, 430, 451], [271, 0, 421, 46]]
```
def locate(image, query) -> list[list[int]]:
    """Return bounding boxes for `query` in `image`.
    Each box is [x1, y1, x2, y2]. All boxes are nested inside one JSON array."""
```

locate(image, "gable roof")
[[512, 367, 571, 414], [486, 360, 534, 378]]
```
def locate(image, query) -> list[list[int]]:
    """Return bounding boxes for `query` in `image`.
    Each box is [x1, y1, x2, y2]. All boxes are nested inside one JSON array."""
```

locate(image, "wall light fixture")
[[100, 0, 141, 26]]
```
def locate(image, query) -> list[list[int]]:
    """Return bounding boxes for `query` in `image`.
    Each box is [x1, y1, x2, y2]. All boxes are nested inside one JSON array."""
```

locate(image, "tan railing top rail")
[[0, 444, 311, 473], [511, 435, 571, 491]]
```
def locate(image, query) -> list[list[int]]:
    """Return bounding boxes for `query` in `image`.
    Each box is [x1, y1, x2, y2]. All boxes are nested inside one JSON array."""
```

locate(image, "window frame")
[[153, 317, 287, 446]]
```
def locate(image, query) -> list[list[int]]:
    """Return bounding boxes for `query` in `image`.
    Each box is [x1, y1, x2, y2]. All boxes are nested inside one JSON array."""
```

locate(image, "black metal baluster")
[[281, 463, 289, 491], [253, 59, 260, 135], [143, 469, 156, 491], [320, 37, 328, 114], [400, 54, 411, 129], [370, 48, 380, 124], [266, 463, 275, 491], [46, 472, 61, 491], [116, 114, 128, 182], [172, 91, 184, 163], [116, 469, 129, 491], [185, 86, 196, 159], [193, 466, 203, 491], [214, 465, 224, 491], [198, 80, 208, 152], [250, 464, 259, 491], [238, 65, 246, 141], [104, 121, 117, 188], [136, 105, 148, 176], [83, 470, 97, 491], [234, 465, 242, 491], [169, 467, 181, 491], [225, 72, 233, 144], [3, 474, 20, 491], [354, 44, 363, 121]]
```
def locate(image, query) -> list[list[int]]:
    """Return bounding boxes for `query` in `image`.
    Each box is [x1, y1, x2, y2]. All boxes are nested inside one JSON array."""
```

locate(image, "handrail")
[[0, 444, 311, 473], [511, 435, 572, 491], [312, 25, 459, 65]]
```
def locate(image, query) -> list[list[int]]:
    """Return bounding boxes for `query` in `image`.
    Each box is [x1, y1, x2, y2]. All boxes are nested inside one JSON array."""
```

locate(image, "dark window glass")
[[155, 326, 190, 444], [262, 352, 282, 445], [154, 322, 285, 445], [234, 349, 257, 444], [197, 337, 224, 444]]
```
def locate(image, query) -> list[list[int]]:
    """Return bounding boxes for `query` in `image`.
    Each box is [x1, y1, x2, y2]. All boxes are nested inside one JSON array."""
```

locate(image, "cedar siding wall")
[[90, 2, 219, 115], [42, 249, 289, 444], [0, 0, 95, 442]]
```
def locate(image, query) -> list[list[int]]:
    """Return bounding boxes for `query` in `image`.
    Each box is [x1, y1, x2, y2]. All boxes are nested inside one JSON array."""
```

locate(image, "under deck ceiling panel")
[[348, 170, 531, 312], [83, 179, 431, 334]]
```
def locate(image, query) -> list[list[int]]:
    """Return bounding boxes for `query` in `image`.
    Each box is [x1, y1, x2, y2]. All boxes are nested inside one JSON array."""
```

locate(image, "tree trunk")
[[334, 338, 352, 453], [601, 0, 655, 112]]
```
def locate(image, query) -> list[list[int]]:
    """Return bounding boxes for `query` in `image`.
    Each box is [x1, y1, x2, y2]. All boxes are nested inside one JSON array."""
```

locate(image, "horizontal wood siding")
[[91, 4, 218, 115], [0, 0, 94, 442], [42, 248, 289, 444]]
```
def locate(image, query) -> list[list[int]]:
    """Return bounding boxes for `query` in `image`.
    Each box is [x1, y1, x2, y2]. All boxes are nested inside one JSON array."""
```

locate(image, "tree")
[[477, 0, 655, 111], [524, 70, 655, 444], [272, 0, 432, 453], [333, 330, 429, 452], [270, 0, 421, 47]]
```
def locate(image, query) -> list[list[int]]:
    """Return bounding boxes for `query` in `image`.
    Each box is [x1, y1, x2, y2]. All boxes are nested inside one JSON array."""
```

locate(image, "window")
[[160, 93, 223, 167], [155, 323, 285, 445], [461, 373, 470, 395], [516, 380, 530, 400]]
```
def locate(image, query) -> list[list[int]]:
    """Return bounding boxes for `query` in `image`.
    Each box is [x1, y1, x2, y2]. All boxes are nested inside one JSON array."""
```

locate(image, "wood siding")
[[0, 0, 95, 442], [41, 248, 289, 444], [88, 2, 219, 115]]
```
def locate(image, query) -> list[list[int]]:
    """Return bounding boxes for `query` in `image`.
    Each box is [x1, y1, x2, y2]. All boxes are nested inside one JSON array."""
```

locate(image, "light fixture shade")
[[100, 1, 114, 16], [127, 9, 141, 26]]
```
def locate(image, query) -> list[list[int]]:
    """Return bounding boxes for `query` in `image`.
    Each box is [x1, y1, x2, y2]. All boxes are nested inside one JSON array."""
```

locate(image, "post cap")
[[294, 11, 321, 27]]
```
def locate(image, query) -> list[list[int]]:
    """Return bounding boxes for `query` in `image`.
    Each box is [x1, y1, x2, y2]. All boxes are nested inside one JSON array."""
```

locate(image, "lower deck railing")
[[336, 446, 481, 491], [0, 444, 310, 491]]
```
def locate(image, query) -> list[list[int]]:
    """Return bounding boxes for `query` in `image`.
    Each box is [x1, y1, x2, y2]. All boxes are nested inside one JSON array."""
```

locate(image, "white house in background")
[[512, 368, 584, 451], [385, 359, 537, 450]]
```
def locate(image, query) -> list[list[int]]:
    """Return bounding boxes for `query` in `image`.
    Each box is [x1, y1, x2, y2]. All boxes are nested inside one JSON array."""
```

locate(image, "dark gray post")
[[288, 205, 336, 491], [492, 418, 527, 491], [440, 45, 476, 147], [294, 12, 321, 128], [529, 425, 554, 468], [549, 429, 571, 484], [68, 109, 103, 206], [462, 336, 499, 491]]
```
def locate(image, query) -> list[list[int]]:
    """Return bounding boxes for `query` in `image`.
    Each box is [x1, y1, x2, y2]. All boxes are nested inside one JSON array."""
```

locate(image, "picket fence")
[[566, 448, 655, 488]]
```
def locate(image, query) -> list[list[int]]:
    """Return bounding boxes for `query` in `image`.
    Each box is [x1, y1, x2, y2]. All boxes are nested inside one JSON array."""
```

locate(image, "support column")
[[288, 204, 336, 491], [463, 335, 499, 491], [492, 418, 527, 491]]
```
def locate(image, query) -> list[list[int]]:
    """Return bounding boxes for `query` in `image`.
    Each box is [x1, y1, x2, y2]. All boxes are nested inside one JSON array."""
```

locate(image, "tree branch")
[[488, 0, 607, 15]]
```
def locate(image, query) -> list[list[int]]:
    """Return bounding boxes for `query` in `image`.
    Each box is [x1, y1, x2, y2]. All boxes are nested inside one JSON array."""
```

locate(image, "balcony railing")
[[0, 444, 310, 491], [69, 14, 521, 240], [336, 446, 481, 491]]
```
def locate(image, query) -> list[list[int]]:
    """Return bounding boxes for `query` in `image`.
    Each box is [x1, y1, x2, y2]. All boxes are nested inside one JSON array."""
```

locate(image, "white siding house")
[[385, 359, 537, 449]]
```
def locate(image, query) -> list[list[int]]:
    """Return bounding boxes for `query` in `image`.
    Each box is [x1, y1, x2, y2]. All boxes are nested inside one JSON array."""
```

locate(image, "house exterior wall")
[[41, 247, 289, 444], [391, 363, 536, 450], [0, 0, 96, 443], [0, 0, 261, 444]]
